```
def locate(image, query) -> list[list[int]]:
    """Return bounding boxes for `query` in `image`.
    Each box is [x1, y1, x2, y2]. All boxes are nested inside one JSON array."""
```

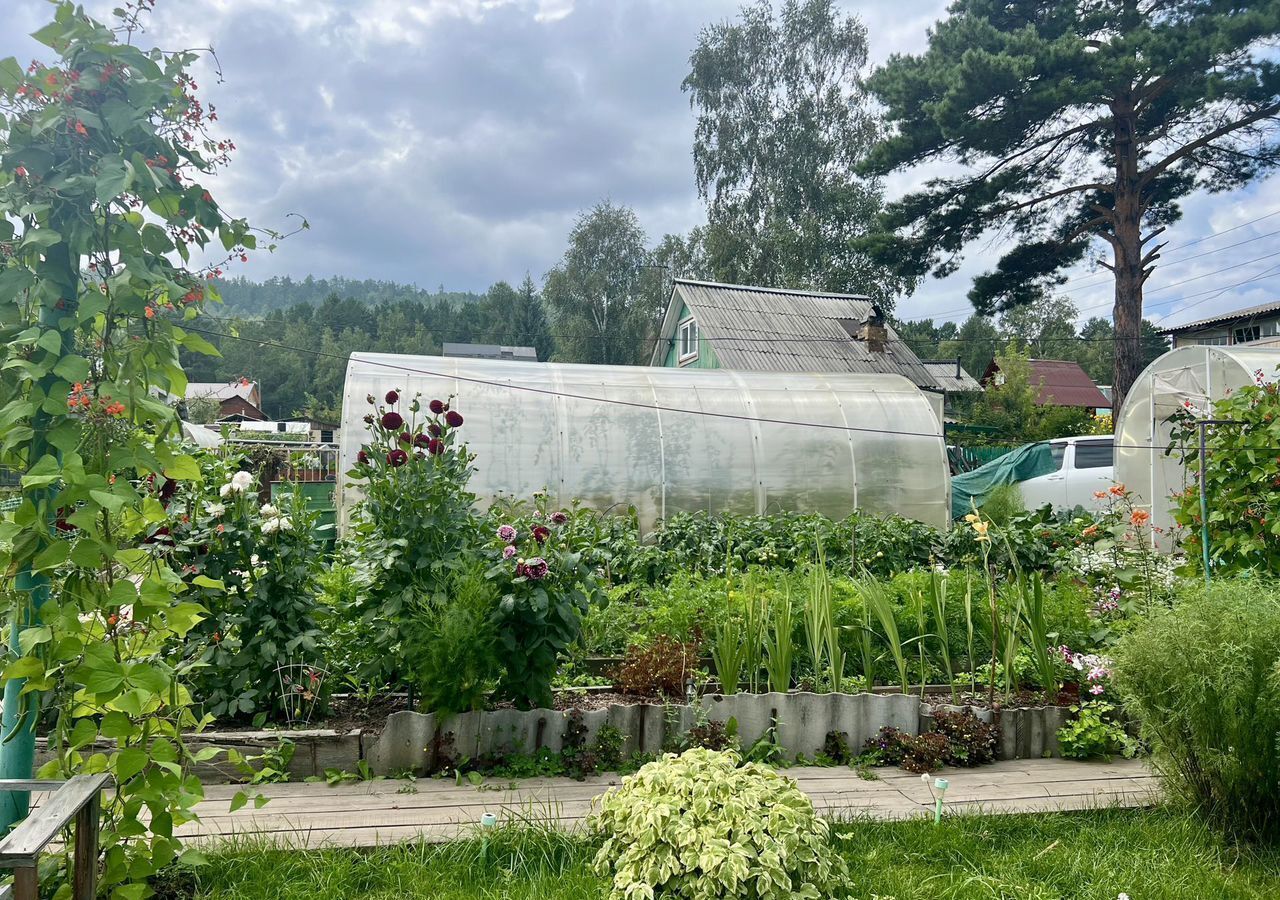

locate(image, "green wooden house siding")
[[659, 301, 719, 369]]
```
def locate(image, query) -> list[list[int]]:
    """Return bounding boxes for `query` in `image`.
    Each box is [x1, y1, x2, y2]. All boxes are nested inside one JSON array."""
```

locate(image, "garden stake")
[[1195, 419, 1243, 587]]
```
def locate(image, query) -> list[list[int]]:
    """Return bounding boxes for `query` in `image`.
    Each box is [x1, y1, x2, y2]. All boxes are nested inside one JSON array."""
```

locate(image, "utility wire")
[[180, 322, 1279, 453]]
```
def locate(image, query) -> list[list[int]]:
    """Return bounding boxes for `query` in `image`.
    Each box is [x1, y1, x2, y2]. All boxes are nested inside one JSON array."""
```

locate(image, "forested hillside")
[[215, 275, 484, 315], [184, 277, 555, 420]]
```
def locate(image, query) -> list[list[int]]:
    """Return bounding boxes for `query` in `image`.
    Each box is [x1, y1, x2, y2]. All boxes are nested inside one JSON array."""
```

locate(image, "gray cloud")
[[0, 0, 1276, 329]]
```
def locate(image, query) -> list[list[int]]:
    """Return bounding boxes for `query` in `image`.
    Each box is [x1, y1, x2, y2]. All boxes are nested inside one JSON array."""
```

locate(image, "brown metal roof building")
[[980, 358, 1111, 409], [650, 279, 945, 390]]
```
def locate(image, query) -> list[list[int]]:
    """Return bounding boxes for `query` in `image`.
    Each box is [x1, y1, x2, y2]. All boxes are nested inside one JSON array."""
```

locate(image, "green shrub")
[[980, 483, 1026, 525], [1114, 580, 1280, 842], [590, 749, 848, 899], [408, 567, 500, 714], [1057, 701, 1136, 761]]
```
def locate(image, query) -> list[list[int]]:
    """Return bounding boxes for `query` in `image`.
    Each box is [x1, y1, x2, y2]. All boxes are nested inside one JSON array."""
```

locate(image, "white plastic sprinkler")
[[480, 813, 498, 829]]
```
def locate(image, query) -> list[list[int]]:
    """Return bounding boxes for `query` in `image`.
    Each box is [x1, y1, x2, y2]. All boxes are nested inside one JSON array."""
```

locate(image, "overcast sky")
[[1, 0, 1277, 329]]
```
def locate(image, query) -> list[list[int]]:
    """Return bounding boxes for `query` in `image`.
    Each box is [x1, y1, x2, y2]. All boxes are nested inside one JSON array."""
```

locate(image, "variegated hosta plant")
[[589, 748, 851, 900]]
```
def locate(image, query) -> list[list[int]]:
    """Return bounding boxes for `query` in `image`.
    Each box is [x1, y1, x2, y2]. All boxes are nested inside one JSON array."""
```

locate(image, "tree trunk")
[[1110, 94, 1144, 415], [1111, 222, 1144, 415]]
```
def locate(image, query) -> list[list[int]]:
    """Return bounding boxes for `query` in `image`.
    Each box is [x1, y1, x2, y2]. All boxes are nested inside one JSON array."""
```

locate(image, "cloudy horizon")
[[1, 0, 1277, 330]]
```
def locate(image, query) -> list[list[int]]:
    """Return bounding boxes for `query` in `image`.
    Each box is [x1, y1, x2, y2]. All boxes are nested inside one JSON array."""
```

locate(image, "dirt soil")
[[321, 692, 412, 734], [489, 690, 666, 711], [922, 685, 1080, 711]]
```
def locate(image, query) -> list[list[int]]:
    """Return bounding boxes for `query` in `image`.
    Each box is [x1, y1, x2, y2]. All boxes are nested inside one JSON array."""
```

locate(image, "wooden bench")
[[0, 776, 111, 900]]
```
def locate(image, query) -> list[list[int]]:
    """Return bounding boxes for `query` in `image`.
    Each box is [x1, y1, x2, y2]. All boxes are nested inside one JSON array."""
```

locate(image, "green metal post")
[[0, 575, 48, 827], [1198, 422, 1211, 587], [0, 241, 75, 830]]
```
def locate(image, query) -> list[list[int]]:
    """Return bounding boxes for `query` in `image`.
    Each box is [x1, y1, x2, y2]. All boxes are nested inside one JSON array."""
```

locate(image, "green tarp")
[[950, 442, 1058, 520]]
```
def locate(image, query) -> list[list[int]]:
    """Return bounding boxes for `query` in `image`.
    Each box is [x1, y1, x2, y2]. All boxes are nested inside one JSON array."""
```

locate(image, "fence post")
[[72, 788, 100, 900]]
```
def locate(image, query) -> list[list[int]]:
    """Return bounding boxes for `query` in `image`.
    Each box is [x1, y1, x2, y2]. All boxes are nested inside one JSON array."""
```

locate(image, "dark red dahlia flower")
[[387, 449, 409, 467], [381, 411, 404, 430], [429, 399, 444, 414], [445, 410, 464, 428]]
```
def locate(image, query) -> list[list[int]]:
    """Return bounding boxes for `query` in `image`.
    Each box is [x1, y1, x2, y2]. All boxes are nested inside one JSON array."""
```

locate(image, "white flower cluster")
[[260, 502, 293, 535], [218, 470, 255, 498]]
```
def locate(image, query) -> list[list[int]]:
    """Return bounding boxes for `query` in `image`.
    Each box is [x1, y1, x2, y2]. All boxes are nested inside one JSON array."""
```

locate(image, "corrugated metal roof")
[[982, 358, 1111, 408], [1160, 300, 1280, 334], [670, 279, 943, 388], [920, 360, 983, 392], [442, 342, 538, 361]]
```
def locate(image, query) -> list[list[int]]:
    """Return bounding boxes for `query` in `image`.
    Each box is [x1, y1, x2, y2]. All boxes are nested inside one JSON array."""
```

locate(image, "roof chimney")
[[860, 304, 888, 353]]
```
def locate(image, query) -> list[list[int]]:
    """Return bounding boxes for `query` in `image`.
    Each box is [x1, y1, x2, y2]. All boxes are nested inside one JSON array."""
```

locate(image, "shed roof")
[[920, 360, 983, 393], [1158, 300, 1280, 334], [442, 342, 538, 362], [982, 358, 1111, 408], [186, 381, 257, 402], [655, 279, 942, 388]]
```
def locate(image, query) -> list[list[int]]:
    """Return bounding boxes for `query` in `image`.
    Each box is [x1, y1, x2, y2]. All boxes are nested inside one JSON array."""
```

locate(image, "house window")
[[678, 317, 699, 364], [1193, 335, 1229, 346], [1234, 325, 1262, 344], [320, 429, 334, 443]]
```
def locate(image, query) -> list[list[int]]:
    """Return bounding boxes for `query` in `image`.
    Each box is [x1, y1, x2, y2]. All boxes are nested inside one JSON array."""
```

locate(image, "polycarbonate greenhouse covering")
[[338, 354, 952, 532], [1115, 345, 1280, 547]]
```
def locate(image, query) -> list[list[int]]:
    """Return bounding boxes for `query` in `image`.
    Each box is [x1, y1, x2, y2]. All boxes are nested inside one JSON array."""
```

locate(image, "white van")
[[1018, 436, 1116, 513]]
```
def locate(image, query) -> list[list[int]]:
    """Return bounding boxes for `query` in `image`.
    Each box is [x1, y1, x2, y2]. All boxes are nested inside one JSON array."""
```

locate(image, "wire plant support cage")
[[275, 662, 328, 727]]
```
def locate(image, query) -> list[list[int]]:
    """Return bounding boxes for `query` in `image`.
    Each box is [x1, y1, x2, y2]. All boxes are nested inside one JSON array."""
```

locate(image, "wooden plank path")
[[176, 758, 1157, 849]]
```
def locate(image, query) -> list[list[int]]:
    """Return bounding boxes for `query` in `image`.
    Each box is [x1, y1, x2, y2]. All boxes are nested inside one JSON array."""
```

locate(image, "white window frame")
[[677, 317, 699, 364]]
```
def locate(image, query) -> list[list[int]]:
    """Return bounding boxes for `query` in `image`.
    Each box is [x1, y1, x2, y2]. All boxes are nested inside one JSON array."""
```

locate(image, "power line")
[[921, 207, 1280, 319], [180, 322, 1279, 453]]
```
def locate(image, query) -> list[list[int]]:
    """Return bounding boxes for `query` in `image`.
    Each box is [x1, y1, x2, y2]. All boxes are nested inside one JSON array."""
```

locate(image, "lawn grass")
[[179, 807, 1280, 899]]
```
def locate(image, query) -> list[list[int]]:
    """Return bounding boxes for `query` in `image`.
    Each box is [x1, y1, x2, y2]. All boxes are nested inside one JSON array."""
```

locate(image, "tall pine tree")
[[864, 0, 1280, 410]]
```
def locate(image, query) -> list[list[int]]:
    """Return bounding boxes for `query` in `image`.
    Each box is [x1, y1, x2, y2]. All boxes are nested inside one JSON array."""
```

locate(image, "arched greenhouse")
[[338, 354, 951, 531], [1114, 345, 1280, 544]]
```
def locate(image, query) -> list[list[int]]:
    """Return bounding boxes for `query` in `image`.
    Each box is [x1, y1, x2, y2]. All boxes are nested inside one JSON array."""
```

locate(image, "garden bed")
[[47, 692, 1077, 783]]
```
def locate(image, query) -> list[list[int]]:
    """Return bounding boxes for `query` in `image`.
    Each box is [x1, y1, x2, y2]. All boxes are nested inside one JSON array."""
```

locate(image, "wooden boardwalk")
[[177, 758, 1157, 849]]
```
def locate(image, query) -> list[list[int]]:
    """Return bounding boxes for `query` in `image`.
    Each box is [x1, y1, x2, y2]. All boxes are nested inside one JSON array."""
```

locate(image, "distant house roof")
[[1159, 300, 1280, 334], [919, 360, 983, 393], [981, 358, 1111, 409], [186, 381, 258, 403], [650, 279, 943, 389], [442, 342, 538, 362]]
